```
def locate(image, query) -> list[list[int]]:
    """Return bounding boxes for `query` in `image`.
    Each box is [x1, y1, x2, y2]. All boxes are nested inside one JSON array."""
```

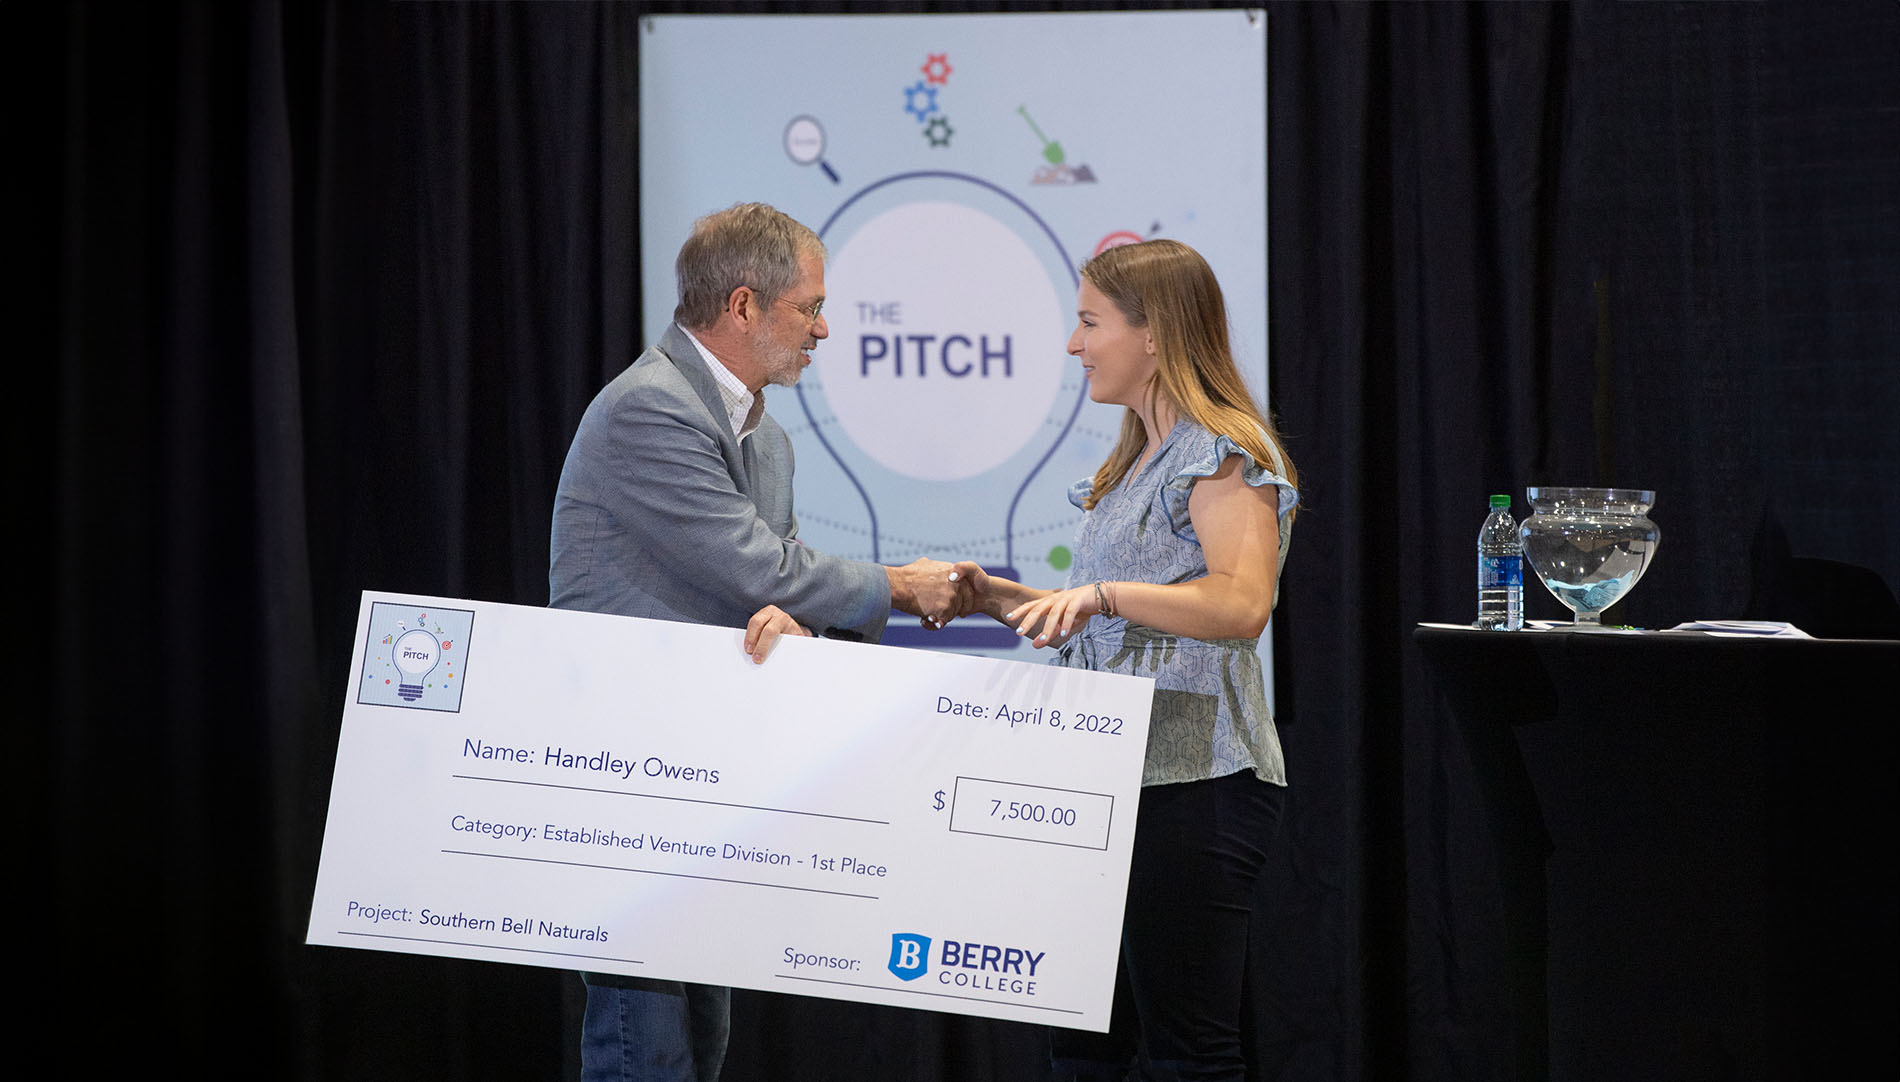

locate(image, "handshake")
[[744, 558, 1110, 663], [892, 557, 996, 632]]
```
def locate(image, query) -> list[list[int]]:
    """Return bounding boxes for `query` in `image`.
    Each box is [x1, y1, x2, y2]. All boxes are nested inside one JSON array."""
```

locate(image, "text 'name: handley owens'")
[[462, 737, 720, 784]]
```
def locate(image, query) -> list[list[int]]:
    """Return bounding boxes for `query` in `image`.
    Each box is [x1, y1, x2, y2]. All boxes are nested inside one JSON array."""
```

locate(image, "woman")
[[956, 238, 1297, 1081]]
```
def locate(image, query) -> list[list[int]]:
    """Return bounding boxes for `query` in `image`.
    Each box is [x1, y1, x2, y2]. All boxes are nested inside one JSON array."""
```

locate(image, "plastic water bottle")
[[1477, 494, 1523, 630]]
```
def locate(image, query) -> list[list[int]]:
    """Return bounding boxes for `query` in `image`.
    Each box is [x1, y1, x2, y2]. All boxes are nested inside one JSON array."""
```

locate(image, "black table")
[[1415, 626, 1897, 1082]]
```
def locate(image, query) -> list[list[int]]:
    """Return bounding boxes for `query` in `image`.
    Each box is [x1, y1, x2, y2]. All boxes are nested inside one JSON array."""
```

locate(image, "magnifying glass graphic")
[[784, 115, 840, 184]]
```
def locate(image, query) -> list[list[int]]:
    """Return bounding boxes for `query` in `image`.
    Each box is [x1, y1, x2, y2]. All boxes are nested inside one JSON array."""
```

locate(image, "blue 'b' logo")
[[888, 933, 931, 981]]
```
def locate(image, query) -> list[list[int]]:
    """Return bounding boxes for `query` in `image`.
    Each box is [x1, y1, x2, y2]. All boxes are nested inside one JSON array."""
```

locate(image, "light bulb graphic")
[[392, 626, 442, 702], [790, 174, 1110, 651]]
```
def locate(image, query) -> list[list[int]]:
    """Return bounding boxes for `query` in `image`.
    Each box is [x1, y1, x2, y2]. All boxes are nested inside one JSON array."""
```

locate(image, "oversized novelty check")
[[308, 592, 1153, 1030]]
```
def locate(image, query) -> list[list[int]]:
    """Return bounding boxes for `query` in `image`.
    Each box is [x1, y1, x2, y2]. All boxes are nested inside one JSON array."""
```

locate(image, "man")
[[549, 202, 965, 1081]]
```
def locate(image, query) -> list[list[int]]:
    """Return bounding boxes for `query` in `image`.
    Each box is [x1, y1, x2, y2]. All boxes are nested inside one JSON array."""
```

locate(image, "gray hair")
[[673, 203, 825, 330]]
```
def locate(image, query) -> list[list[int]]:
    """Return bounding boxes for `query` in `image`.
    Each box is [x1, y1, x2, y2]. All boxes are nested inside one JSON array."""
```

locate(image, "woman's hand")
[[1006, 585, 1103, 649], [952, 561, 1052, 629], [742, 605, 811, 664], [946, 561, 993, 623]]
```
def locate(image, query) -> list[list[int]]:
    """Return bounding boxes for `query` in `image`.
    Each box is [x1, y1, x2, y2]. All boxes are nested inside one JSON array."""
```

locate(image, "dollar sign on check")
[[933, 789, 946, 811]]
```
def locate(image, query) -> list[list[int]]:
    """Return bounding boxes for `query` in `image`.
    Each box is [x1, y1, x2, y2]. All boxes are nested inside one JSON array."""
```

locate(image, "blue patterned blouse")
[[1053, 419, 1298, 787]]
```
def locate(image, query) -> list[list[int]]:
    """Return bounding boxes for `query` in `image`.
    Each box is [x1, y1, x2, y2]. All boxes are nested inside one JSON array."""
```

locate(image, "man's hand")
[[887, 558, 973, 629], [743, 605, 811, 664]]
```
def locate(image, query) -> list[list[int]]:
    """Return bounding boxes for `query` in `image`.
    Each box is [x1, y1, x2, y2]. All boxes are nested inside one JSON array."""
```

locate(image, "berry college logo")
[[888, 932, 931, 981]]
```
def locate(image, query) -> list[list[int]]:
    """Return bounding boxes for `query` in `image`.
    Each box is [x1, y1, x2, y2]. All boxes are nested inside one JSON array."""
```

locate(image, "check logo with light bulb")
[[356, 601, 476, 712]]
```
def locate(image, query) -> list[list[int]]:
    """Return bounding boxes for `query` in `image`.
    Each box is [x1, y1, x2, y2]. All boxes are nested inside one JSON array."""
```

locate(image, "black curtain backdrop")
[[37, 1, 1897, 1079]]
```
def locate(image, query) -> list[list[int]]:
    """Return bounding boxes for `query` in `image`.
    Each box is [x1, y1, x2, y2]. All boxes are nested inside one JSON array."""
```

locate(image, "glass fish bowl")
[[1520, 487, 1660, 627]]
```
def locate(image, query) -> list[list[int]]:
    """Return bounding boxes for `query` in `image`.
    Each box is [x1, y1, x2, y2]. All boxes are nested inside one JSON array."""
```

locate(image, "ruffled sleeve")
[[1158, 429, 1299, 549], [1066, 475, 1093, 511]]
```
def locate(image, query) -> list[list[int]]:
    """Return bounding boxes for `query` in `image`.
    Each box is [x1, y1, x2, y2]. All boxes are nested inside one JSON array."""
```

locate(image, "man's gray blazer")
[[549, 323, 890, 640]]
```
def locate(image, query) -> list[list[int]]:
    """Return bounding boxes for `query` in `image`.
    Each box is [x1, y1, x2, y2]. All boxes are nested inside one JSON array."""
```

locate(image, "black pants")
[[1049, 770, 1285, 1082]]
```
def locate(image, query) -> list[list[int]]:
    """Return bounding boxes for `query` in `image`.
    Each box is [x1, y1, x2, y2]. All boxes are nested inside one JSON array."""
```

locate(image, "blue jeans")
[[579, 975, 730, 1082], [1048, 770, 1285, 1082]]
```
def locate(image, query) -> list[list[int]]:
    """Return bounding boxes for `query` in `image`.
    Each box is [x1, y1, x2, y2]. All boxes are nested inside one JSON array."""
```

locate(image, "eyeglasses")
[[772, 294, 825, 323]]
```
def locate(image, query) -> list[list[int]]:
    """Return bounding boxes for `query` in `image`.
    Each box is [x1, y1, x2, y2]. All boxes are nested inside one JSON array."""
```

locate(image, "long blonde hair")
[[1079, 239, 1297, 512]]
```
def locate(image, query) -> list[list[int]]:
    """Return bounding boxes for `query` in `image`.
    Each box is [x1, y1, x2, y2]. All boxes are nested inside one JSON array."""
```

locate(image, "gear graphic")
[[924, 115, 954, 148], [921, 53, 952, 85], [903, 80, 939, 123]]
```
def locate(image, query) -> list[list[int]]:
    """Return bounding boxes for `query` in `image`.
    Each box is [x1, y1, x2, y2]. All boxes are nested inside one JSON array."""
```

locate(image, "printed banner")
[[639, 10, 1271, 663]]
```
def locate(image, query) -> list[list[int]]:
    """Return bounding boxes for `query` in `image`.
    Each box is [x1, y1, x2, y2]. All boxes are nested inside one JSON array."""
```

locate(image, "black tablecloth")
[[1415, 627, 1897, 1082]]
